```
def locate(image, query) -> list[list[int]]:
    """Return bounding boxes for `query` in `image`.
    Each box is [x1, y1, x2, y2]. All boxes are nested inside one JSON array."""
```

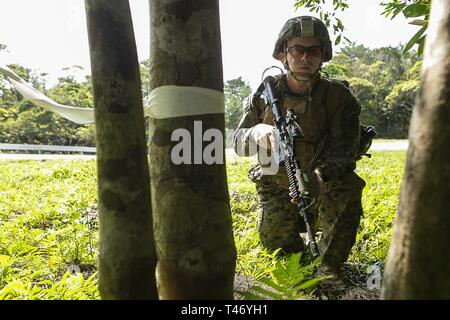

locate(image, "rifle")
[[262, 75, 320, 257]]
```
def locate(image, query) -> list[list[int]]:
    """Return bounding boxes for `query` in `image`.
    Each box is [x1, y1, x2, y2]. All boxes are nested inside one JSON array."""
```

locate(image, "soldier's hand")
[[288, 186, 299, 204], [251, 124, 276, 150]]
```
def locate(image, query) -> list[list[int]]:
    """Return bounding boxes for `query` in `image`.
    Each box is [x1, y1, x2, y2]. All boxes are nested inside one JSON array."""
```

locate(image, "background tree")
[[381, 0, 430, 55], [294, 0, 350, 45], [85, 0, 157, 299], [294, 0, 431, 55], [139, 58, 151, 100], [0, 63, 96, 146], [323, 43, 420, 137], [383, 61, 421, 137], [224, 77, 251, 130], [382, 0, 450, 299], [149, 0, 236, 299]]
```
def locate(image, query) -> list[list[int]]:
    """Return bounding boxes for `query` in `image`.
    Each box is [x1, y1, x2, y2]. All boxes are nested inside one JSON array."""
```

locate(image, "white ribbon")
[[0, 64, 95, 124], [1, 64, 225, 123]]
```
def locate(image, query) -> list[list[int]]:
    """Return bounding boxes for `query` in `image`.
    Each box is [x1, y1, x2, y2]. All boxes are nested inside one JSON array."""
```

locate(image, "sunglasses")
[[286, 44, 322, 58]]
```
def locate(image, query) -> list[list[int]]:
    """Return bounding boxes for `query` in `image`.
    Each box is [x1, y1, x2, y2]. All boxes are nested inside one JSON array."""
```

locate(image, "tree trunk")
[[382, 0, 450, 299], [85, 0, 157, 299], [148, 0, 236, 299]]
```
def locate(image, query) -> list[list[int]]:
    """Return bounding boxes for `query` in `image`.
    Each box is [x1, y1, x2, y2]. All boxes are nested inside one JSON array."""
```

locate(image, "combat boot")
[[316, 263, 355, 293]]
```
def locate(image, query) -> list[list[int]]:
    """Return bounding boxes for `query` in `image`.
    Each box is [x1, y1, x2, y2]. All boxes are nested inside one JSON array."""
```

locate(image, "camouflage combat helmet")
[[272, 16, 333, 62]]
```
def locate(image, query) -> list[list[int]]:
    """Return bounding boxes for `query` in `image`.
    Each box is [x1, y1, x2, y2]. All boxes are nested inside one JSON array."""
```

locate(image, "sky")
[[0, 0, 418, 91]]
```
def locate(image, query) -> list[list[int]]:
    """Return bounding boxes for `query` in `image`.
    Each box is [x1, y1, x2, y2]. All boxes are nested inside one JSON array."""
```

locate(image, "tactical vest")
[[251, 75, 375, 187], [260, 76, 341, 169]]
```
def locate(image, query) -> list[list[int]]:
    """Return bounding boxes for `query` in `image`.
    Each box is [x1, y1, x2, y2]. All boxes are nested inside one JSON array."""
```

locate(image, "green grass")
[[353, 151, 406, 265], [0, 150, 406, 299], [0, 160, 99, 299], [227, 159, 280, 280]]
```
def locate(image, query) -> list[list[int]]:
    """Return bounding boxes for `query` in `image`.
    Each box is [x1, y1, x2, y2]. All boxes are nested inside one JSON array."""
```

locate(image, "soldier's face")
[[281, 37, 323, 77]]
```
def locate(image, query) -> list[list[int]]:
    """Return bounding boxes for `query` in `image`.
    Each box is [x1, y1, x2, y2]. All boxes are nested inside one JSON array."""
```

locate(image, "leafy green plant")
[[294, 0, 431, 56], [381, 0, 430, 55], [294, 0, 350, 46], [0, 272, 99, 300], [237, 253, 324, 300]]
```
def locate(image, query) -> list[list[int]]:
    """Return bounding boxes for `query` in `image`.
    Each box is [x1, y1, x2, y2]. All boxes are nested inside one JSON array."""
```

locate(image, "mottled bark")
[[85, 0, 157, 299], [382, 0, 450, 299], [149, 0, 236, 299]]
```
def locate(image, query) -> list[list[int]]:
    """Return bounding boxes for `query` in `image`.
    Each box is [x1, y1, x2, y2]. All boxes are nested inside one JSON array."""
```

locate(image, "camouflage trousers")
[[255, 171, 366, 269]]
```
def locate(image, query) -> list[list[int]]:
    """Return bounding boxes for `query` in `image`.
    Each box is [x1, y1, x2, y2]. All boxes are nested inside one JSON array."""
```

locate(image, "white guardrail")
[[0, 140, 408, 162], [0, 141, 408, 155], [0, 143, 96, 154]]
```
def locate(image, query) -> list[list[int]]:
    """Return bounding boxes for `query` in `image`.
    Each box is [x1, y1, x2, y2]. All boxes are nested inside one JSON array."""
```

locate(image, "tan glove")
[[250, 124, 277, 150]]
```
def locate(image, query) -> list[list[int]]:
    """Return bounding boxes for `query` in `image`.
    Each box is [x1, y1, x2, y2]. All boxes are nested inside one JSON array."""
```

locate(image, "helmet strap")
[[285, 60, 322, 82], [283, 54, 322, 101]]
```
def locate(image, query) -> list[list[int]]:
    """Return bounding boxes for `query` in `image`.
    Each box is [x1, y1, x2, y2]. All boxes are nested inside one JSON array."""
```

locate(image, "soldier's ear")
[[278, 52, 287, 67]]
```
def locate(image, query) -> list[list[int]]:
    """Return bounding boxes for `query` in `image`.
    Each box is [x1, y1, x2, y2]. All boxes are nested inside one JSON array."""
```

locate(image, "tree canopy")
[[224, 77, 251, 130], [323, 44, 421, 137], [294, 0, 430, 55], [0, 60, 95, 146]]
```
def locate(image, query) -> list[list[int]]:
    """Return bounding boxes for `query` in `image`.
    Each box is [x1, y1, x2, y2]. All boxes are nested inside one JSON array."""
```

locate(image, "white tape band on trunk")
[[144, 85, 225, 119]]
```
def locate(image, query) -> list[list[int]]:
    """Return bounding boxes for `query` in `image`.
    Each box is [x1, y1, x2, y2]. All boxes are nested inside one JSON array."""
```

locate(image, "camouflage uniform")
[[233, 74, 366, 270]]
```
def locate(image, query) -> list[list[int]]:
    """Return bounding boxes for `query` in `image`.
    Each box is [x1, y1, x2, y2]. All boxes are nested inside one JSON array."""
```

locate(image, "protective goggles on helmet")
[[285, 44, 322, 58]]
